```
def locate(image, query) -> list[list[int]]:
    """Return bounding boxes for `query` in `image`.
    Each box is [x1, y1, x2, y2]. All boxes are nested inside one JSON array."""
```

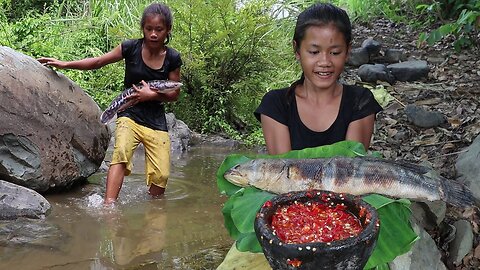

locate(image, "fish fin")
[[439, 176, 478, 208], [361, 156, 432, 174]]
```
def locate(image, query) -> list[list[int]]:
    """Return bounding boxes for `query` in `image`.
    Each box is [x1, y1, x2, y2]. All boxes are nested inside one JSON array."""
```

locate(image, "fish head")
[[223, 159, 280, 189], [223, 164, 249, 187], [151, 80, 183, 92], [164, 81, 183, 90]]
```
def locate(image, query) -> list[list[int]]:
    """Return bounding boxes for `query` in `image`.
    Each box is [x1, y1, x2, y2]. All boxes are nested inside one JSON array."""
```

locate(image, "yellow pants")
[[111, 117, 171, 188]]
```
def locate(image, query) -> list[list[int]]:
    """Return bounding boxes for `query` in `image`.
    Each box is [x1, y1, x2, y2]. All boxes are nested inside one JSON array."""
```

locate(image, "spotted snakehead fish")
[[224, 156, 478, 208], [100, 80, 182, 124]]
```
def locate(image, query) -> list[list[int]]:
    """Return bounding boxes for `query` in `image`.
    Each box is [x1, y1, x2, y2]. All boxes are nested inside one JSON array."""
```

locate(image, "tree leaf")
[[236, 232, 263, 252], [232, 188, 276, 233], [363, 195, 419, 269], [221, 189, 243, 239]]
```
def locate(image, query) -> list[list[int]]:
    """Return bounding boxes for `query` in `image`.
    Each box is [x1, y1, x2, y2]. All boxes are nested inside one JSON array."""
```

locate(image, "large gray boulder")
[[0, 46, 110, 192], [0, 180, 51, 219]]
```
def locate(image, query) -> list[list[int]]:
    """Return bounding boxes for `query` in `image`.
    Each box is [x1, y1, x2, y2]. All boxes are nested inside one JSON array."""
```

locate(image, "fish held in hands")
[[100, 80, 182, 124], [223, 156, 478, 208]]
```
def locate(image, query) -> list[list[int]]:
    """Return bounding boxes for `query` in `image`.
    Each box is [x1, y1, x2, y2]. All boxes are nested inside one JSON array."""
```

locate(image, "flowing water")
[[0, 144, 247, 270]]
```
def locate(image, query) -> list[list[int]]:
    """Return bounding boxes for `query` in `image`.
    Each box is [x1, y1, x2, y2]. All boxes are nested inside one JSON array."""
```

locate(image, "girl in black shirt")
[[255, 3, 382, 155], [38, 3, 182, 204]]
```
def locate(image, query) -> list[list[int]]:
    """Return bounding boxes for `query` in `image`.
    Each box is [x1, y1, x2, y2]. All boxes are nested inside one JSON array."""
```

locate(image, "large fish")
[[100, 80, 182, 124], [224, 156, 478, 208]]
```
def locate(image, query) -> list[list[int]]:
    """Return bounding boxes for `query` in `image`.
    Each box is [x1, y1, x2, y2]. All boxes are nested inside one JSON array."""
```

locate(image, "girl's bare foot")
[[148, 184, 165, 197]]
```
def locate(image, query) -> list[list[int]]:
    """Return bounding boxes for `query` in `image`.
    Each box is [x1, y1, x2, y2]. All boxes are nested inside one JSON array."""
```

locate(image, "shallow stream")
[[0, 144, 244, 270]]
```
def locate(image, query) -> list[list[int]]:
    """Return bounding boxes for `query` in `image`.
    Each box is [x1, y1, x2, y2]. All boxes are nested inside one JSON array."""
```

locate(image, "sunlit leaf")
[[370, 85, 395, 108]]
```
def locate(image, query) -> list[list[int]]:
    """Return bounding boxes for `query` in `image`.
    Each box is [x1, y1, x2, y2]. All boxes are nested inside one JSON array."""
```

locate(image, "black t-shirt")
[[117, 38, 183, 131], [254, 84, 383, 150]]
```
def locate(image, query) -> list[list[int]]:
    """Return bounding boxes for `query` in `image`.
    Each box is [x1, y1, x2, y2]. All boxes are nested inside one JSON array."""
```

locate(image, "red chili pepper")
[[287, 258, 302, 267], [263, 200, 272, 208], [271, 200, 363, 244]]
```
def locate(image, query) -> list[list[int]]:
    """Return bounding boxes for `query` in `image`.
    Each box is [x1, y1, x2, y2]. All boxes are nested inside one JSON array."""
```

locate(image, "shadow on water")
[[0, 144, 251, 270]]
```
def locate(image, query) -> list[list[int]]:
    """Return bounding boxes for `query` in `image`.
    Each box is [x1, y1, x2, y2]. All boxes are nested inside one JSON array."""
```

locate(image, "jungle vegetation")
[[1, 0, 478, 145]]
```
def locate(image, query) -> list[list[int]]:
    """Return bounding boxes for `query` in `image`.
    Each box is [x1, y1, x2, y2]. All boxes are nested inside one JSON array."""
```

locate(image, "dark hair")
[[287, 3, 352, 99], [293, 3, 352, 51], [140, 3, 173, 44]]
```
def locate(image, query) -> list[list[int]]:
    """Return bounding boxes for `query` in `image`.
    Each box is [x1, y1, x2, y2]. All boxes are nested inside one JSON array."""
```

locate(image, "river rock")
[[449, 220, 474, 266], [361, 38, 382, 57], [410, 201, 446, 231], [384, 49, 406, 63], [0, 180, 50, 219], [389, 221, 447, 270], [358, 63, 395, 84], [387, 60, 430, 81], [456, 135, 480, 200], [347, 47, 370, 67], [0, 46, 110, 192], [404, 104, 446, 128], [0, 217, 66, 248]]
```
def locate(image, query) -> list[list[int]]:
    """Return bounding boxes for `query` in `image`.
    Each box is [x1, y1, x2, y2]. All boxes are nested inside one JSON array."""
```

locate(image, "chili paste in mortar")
[[270, 200, 363, 244]]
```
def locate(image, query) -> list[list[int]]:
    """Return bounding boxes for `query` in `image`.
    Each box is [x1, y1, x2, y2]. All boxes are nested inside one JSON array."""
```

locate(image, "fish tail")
[[440, 177, 478, 208]]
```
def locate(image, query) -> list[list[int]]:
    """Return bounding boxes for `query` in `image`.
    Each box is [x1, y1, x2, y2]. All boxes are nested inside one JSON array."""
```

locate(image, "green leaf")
[[232, 188, 276, 233], [427, 29, 443, 45], [221, 189, 243, 239], [363, 195, 419, 269], [438, 24, 454, 35], [236, 232, 263, 252], [272, 140, 367, 159], [369, 84, 395, 108], [363, 193, 411, 209]]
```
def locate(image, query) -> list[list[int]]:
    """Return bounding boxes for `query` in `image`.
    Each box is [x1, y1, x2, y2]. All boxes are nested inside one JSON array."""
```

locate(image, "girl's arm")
[[261, 114, 292, 155], [162, 67, 181, 102], [37, 45, 123, 70], [345, 114, 376, 150]]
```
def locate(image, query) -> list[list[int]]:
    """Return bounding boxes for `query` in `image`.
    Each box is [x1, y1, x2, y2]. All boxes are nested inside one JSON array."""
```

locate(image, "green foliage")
[[333, 0, 421, 22], [4, 0, 476, 145], [216, 141, 418, 268], [417, 0, 479, 51], [1, 0, 53, 21], [1, 0, 151, 108], [170, 0, 296, 137]]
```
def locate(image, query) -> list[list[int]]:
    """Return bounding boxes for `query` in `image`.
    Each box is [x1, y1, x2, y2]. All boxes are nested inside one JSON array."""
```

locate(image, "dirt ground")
[[345, 18, 480, 270]]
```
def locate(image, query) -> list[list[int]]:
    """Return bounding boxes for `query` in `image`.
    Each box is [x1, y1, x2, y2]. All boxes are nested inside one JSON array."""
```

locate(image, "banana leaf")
[[216, 141, 418, 269]]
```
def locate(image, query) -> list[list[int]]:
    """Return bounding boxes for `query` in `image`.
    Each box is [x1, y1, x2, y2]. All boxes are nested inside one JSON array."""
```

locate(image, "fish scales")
[[100, 80, 182, 124], [224, 156, 477, 208], [284, 158, 440, 200]]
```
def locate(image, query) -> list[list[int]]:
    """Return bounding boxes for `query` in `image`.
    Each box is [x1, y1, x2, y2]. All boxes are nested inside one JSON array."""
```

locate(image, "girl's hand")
[[130, 80, 157, 104], [37, 57, 66, 68]]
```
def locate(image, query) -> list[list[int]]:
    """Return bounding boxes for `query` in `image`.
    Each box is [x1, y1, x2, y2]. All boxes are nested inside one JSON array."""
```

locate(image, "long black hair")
[[287, 3, 352, 100], [141, 3, 173, 44]]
